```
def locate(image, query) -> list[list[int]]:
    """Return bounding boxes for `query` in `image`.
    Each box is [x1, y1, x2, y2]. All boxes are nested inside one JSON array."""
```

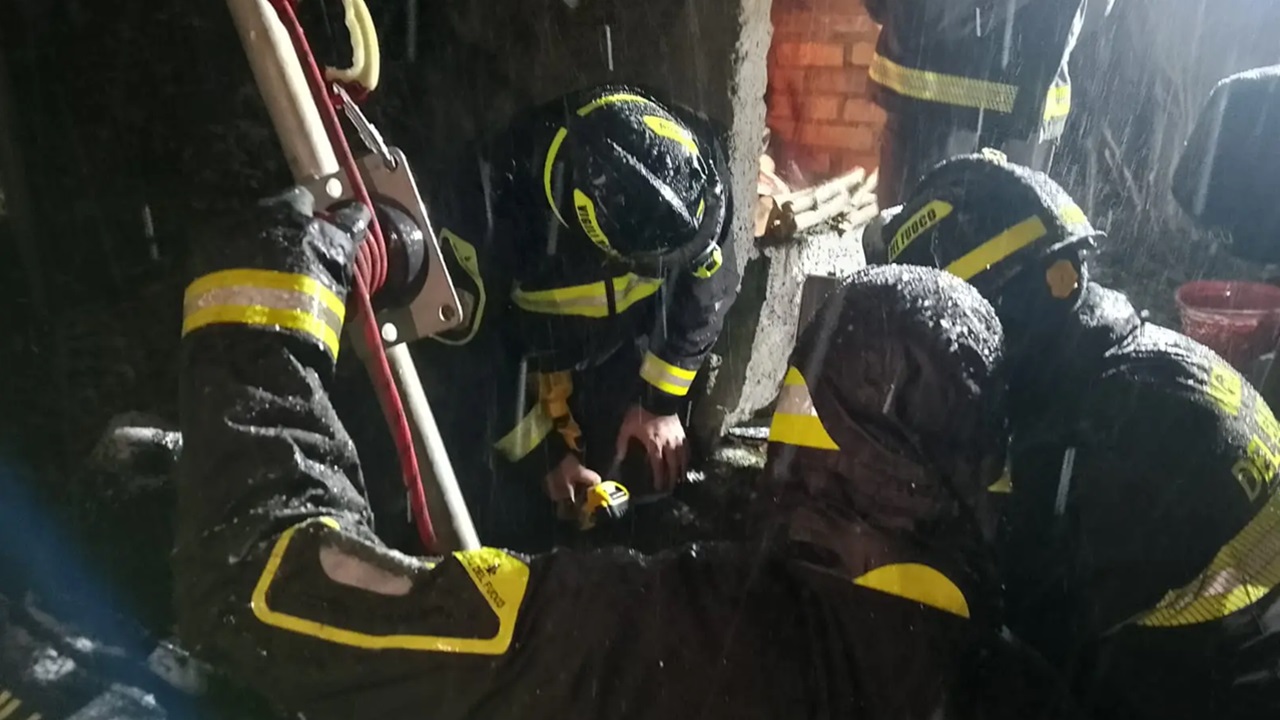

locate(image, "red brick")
[[773, 16, 832, 40], [806, 67, 868, 95], [768, 118, 799, 142], [769, 68, 808, 95], [836, 152, 881, 174], [801, 94, 842, 121], [820, 9, 880, 35], [807, 155, 833, 178], [772, 9, 866, 37], [843, 98, 886, 125], [796, 149, 833, 178], [846, 41, 875, 67], [797, 123, 876, 151], [774, 41, 846, 68]]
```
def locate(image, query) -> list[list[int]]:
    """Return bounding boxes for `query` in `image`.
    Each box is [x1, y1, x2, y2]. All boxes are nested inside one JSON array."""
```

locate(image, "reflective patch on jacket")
[[640, 352, 697, 398], [1139, 487, 1280, 627], [252, 518, 529, 655], [182, 269, 345, 359], [853, 563, 972, 619], [512, 274, 662, 318], [767, 367, 839, 451]]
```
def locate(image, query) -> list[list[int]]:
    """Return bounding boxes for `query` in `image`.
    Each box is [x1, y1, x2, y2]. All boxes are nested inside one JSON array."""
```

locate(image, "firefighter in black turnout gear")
[[174, 190, 1086, 720], [864, 0, 1116, 211], [417, 84, 739, 549], [762, 266, 1010, 628], [888, 154, 1280, 719]]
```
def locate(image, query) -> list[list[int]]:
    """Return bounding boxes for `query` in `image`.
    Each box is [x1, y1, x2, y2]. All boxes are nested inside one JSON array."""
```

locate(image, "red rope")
[[268, 0, 438, 552]]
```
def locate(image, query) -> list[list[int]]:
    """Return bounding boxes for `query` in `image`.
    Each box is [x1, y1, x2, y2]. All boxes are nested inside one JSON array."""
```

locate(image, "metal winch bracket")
[[311, 147, 464, 346]]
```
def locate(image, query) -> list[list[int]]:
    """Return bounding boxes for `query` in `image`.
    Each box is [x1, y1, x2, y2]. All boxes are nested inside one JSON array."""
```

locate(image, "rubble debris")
[[759, 167, 879, 247]]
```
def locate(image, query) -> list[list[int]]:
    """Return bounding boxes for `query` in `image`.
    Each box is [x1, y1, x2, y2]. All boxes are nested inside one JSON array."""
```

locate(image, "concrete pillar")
[[691, 223, 866, 444]]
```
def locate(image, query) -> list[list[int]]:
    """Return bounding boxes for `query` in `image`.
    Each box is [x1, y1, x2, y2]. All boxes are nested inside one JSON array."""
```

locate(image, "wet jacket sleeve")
[[638, 133, 742, 416], [170, 189, 592, 719]]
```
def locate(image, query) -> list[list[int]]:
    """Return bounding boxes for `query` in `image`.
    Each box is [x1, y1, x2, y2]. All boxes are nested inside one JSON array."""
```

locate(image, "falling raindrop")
[[141, 203, 158, 261], [604, 25, 614, 73], [406, 0, 419, 62]]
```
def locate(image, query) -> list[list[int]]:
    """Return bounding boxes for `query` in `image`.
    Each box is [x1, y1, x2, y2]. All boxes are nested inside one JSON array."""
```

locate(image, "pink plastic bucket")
[[1176, 280, 1280, 370]]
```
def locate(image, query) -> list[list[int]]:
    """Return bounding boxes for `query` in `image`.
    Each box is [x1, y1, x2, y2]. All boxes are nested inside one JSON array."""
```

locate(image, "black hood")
[[1008, 281, 1142, 422], [767, 266, 1009, 604]]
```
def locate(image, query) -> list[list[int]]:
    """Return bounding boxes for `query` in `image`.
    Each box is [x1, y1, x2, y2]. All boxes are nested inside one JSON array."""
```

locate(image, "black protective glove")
[[181, 187, 372, 374], [188, 186, 371, 304]]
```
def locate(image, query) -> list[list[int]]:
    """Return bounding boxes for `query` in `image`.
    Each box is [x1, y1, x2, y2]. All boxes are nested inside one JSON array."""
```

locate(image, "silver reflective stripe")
[[512, 273, 662, 318], [319, 545, 413, 596], [183, 285, 344, 332], [639, 352, 697, 396]]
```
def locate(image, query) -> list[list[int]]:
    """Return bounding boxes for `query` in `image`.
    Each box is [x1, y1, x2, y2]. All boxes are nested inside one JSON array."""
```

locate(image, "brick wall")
[[767, 0, 886, 184]]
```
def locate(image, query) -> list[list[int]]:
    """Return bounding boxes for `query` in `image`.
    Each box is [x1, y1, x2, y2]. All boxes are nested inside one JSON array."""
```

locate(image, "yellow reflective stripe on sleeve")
[[183, 306, 341, 359], [870, 53, 1017, 113], [543, 127, 570, 227], [512, 273, 662, 318], [182, 269, 346, 358], [640, 352, 698, 397], [252, 519, 529, 654], [852, 563, 972, 619], [494, 404, 555, 461], [576, 92, 654, 116], [185, 268, 344, 321], [1044, 84, 1072, 121], [642, 115, 700, 155], [767, 367, 840, 451], [1139, 489, 1280, 627], [945, 215, 1048, 281]]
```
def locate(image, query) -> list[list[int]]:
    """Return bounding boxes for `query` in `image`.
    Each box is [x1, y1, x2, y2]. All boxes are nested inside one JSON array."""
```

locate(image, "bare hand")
[[543, 454, 602, 504], [615, 405, 688, 493]]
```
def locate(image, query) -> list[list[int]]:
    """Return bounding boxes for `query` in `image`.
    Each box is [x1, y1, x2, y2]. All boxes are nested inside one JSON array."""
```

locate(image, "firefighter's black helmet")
[[885, 153, 1100, 310], [542, 85, 726, 274]]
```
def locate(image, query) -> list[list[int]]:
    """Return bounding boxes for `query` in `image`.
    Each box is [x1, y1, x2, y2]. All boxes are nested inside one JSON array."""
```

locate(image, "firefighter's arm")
[[171, 188, 630, 717], [637, 204, 741, 417]]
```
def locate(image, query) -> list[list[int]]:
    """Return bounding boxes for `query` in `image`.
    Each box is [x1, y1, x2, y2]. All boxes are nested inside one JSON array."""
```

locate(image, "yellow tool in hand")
[[577, 481, 631, 531]]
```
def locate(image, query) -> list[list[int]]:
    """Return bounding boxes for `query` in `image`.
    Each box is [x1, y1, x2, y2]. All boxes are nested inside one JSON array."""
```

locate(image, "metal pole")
[[387, 344, 481, 550], [226, 0, 338, 182], [226, 0, 479, 551]]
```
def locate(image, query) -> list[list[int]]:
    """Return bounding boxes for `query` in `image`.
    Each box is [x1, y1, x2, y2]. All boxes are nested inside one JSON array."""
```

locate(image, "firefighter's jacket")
[[864, 0, 1097, 142], [763, 266, 1010, 628], [426, 87, 740, 417], [1000, 282, 1280, 718], [174, 197, 1082, 720]]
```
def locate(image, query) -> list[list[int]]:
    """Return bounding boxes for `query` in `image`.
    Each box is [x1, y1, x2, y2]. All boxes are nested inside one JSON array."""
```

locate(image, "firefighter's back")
[[1005, 312, 1280, 719]]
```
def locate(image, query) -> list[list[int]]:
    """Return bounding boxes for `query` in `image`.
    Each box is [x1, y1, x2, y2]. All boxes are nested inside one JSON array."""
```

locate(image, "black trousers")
[[1067, 589, 1280, 720]]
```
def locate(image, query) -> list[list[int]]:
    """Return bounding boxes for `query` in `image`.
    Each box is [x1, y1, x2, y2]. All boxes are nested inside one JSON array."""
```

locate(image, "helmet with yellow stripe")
[[541, 85, 726, 276], [884, 154, 1100, 318]]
